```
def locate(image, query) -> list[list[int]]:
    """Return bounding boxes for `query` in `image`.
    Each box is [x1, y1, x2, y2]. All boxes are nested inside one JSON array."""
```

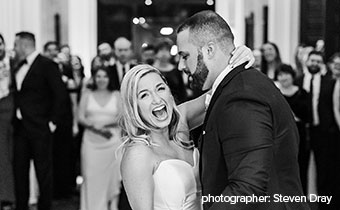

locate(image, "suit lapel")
[[203, 64, 246, 127], [198, 65, 246, 153], [20, 54, 40, 90]]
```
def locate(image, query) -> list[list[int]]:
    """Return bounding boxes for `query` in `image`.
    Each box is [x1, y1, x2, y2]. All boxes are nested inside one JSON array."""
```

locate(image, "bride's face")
[[136, 72, 173, 129]]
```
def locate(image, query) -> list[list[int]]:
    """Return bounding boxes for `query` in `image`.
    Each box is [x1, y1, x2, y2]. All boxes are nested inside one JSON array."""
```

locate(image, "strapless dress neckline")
[[153, 148, 202, 210]]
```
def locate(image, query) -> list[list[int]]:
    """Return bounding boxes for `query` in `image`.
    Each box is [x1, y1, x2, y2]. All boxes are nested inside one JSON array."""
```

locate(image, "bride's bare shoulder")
[[121, 142, 155, 172]]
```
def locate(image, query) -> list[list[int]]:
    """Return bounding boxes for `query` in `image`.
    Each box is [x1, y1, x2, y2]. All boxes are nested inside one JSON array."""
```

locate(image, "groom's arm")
[[210, 92, 274, 210]]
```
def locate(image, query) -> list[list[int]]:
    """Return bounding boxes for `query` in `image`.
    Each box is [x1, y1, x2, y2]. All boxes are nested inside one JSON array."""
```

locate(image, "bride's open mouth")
[[152, 104, 168, 120]]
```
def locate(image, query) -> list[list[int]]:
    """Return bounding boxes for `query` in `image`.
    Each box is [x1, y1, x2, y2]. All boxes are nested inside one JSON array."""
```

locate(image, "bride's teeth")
[[152, 105, 168, 120], [153, 105, 165, 112]]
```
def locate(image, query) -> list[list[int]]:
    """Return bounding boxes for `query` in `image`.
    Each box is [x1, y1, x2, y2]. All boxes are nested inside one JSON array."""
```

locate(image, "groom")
[[177, 11, 310, 210]]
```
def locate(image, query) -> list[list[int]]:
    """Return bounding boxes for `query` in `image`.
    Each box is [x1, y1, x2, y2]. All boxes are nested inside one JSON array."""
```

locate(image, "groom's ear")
[[203, 41, 216, 60]]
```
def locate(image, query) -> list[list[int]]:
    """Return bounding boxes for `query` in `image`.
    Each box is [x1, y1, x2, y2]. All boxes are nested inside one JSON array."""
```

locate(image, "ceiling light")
[[133, 17, 139, 24], [160, 27, 173, 36], [145, 0, 152, 6], [170, 45, 178, 56], [139, 17, 146, 24], [206, 0, 214, 6]]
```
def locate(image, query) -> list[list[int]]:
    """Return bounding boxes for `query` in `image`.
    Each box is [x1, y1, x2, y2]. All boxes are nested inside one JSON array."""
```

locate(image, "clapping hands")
[[89, 125, 113, 139]]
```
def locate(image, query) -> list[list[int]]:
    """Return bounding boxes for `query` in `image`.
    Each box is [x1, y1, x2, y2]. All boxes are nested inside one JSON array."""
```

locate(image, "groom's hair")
[[177, 10, 234, 55]]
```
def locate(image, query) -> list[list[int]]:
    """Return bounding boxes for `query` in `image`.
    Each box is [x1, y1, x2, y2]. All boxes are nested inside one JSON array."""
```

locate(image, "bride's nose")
[[151, 92, 162, 104]]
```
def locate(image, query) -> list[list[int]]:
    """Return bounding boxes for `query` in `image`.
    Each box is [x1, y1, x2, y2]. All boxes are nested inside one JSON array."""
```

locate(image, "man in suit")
[[98, 42, 115, 67], [296, 51, 337, 210], [12, 32, 69, 210], [108, 37, 135, 90], [43, 41, 59, 63], [328, 52, 340, 209], [177, 11, 309, 210], [43, 41, 75, 199]]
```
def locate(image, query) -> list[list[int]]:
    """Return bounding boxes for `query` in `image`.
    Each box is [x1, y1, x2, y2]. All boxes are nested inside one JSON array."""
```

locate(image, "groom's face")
[[177, 29, 210, 91], [191, 50, 209, 90]]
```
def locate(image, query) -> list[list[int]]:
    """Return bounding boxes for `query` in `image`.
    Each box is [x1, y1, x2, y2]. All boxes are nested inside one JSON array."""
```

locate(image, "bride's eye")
[[139, 92, 149, 99], [158, 86, 165, 91]]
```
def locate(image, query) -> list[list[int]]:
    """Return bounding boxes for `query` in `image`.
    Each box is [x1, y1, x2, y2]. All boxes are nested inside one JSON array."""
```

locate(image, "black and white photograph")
[[0, 0, 340, 210]]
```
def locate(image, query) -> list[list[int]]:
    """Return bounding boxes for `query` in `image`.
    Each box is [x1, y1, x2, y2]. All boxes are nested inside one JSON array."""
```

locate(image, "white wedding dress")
[[153, 148, 203, 210]]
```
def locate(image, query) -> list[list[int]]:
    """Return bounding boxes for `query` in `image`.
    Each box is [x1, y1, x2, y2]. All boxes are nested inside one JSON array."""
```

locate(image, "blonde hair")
[[120, 64, 193, 149]]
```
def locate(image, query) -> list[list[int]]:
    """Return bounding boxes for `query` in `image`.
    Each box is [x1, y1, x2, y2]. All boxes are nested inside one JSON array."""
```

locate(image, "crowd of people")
[[0, 9, 340, 210], [257, 42, 340, 209]]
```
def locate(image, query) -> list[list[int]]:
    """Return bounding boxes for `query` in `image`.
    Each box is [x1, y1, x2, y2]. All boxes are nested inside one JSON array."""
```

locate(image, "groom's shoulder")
[[226, 66, 266, 88], [239, 67, 275, 87], [221, 67, 278, 100]]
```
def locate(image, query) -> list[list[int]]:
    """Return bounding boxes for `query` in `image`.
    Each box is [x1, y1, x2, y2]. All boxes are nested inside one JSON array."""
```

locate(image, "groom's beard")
[[191, 51, 209, 91]]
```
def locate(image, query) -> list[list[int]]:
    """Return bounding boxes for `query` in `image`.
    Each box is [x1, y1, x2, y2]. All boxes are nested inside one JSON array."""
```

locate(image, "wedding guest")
[[0, 33, 15, 210], [261, 42, 293, 81], [12, 31, 68, 210], [296, 51, 337, 210], [276, 65, 309, 194], [140, 44, 156, 65], [328, 52, 340, 209], [78, 67, 123, 210], [153, 39, 187, 104]]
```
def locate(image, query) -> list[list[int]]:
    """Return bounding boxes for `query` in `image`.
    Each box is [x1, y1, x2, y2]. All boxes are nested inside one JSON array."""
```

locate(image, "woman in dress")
[[78, 66, 122, 210], [260, 42, 282, 80], [0, 34, 15, 210], [66, 55, 86, 135], [120, 45, 254, 210], [261, 42, 294, 82], [120, 65, 205, 210], [64, 55, 86, 193], [276, 65, 309, 194]]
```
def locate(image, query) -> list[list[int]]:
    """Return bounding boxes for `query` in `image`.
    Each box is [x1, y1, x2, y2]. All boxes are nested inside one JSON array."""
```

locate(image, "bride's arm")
[[178, 45, 255, 130], [121, 144, 155, 210], [178, 93, 207, 130]]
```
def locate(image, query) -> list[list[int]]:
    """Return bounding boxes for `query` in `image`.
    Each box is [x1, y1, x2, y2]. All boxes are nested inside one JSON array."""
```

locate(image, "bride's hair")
[[120, 64, 193, 150]]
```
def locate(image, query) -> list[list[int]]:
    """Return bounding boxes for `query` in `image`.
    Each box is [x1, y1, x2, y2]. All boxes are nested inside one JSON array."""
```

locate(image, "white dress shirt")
[[205, 64, 233, 109], [333, 79, 340, 129], [15, 51, 39, 91], [116, 61, 131, 83], [302, 71, 324, 126]]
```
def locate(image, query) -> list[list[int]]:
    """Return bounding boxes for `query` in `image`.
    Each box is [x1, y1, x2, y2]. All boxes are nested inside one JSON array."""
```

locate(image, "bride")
[[120, 47, 254, 210]]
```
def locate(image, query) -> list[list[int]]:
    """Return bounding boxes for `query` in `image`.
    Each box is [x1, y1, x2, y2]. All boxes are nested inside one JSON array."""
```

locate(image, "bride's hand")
[[229, 45, 255, 69]]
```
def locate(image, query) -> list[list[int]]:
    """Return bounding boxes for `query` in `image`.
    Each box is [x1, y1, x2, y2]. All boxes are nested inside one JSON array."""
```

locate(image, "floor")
[[53, 196, 79, 210], [29, 195, 79, 210], [25, 152, 319, 210]]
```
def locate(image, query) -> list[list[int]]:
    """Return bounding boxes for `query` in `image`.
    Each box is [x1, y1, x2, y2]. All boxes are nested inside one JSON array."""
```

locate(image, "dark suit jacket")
[[295, 74, 336, 131], [14, 54, 69, 137], [200, 64, 310, 210], [107, 63, 135, 90]]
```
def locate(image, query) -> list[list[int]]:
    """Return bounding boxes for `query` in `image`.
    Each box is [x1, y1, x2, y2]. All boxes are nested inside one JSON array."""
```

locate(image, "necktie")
[[122, 66, 126, 76], [310, 75, 314, 95], [309, 75, 314, 124]]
